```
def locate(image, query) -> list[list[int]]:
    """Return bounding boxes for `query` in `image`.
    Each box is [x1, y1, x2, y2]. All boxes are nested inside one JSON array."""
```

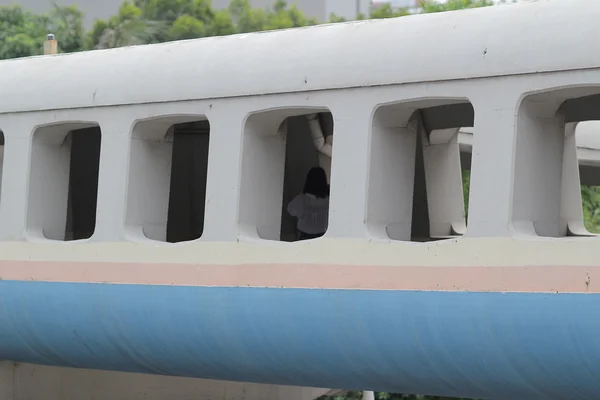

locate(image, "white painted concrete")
[[560, 123, 587, 236], [460, 123, 600, 176], [513, 95, 565, 237], [366, 102, 418, 240], [0, 0, 599, 245], [424, 128, 466, 237], [239, 110, 288, 240], [0, 1, 597, 114], [459, 121, 600, 238], [362, 391, 375, 400], [2, 2, 600, 395], [0, 361, 334, 400], [126, 118, 176, 242]]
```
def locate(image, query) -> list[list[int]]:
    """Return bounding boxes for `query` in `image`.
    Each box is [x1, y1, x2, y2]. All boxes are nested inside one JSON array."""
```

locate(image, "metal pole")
[[44, 33, 58, 55]]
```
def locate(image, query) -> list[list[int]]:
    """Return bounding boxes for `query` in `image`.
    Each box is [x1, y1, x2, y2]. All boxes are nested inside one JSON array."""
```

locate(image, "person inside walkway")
[[287, 167, 330, 240]]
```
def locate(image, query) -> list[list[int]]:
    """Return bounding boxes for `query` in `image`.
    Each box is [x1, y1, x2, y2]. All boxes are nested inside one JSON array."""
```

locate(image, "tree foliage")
[[581, 186, 600, 232], [0, 0, 501, 57], [419, 0, 494, 13], [369, 4, 409, 19], [0, 4, 84, 59], [1, 0, 600, 398]]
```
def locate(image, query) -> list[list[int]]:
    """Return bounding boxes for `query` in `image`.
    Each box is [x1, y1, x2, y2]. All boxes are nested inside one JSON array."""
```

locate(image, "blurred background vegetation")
[[0, 0, 494, 58]]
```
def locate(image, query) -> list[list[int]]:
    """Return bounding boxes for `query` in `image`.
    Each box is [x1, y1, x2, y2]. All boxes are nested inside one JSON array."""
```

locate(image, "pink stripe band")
[[0, 261, 598, 293]]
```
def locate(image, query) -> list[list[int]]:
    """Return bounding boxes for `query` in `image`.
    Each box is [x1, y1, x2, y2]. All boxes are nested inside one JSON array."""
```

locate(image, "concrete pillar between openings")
[[0, 145, 4, 206], [238, 111, 287, 241], [125, 120, 175, 242], [362, 391, 375, 400], [465, 95, 520, 238], [327, 103, 374, 239], [423, 128, 466, 237], [202, 110, 245, 241], [92, 117, 133, 242], [0, 119, 35, 241], [560, 122, 589, 236], [365, 105, 418, 241], [27, 125, 75, 240], [512, 99, 565, 237]]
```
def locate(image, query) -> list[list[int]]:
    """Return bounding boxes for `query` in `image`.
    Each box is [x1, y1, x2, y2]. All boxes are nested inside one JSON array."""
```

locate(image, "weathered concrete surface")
[[0, 361, 333, 400]]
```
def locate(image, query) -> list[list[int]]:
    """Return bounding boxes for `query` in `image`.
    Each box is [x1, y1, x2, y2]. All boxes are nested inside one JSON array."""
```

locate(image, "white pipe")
[[362, 391, 375, 400], [307, 113, 332, 157]]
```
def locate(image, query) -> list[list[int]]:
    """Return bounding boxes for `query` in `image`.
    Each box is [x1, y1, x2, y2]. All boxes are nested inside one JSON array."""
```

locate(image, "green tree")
[[1, 33, 39, 59], [48, 4, 85, 53], [134, 0, 234, 38], [0, 4, 85, 59], [210, 9, 236, 36], [462, 170, 470, 218], [328, 13, 346, 23], [88, 0, 320, 47], [419, 0, 493, 13], [87, 1, 167, 49], [0, 6, 44, 59], [228, 0, 268, 32], [581, 186, 600, 232], [369, 4, 409, 19], [229, 0, 316, 33], [169, 13, 206, 40]]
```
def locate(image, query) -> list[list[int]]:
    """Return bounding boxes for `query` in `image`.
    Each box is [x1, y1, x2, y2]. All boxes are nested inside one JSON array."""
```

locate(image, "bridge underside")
[[1, 280, 599, 400]]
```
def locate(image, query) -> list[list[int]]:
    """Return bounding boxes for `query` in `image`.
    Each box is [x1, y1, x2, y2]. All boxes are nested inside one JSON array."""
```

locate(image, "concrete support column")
[[368, 107, 420, 241], [512, 98, 565, 237], [92, 115, 132, 242], [560, 122, 588, 236], [0, 117, 32, 241], [423, 128, 466, 237], [465, 92, 521, 237], [326, 101, 374, 238], [362, 391, 375, 400], [125, 119, 174, 242], [202, 109, 246, 241]]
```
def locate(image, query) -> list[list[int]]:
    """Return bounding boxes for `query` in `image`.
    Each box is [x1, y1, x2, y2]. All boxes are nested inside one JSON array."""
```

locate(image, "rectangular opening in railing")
[[368, 99, 473, 242], [515, 88, 600, 237], [27, 123, 101, 241], [239, 109, 334, 242], [575, 121, 600, 235], [561, 92, 600, 236], [127, 116, 210, 243]]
